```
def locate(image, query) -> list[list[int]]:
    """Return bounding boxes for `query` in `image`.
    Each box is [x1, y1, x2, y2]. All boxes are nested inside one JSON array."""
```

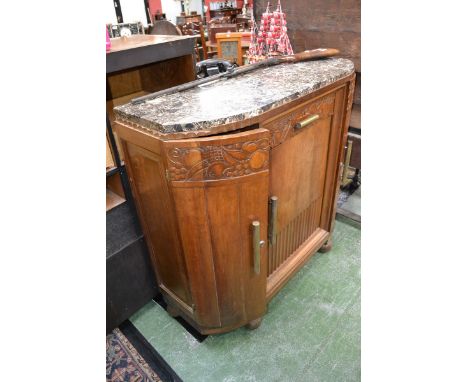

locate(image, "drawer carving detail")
[[167, 138, 270, 181], [269, 94, 335, 148]]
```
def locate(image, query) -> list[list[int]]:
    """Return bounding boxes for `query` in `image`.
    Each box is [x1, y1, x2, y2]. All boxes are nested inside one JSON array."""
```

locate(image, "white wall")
[[119, 0, 149, 26], [189, 0, 204, 16], [106, 0, 118, 25], [161, 0, 183, 24], [106, 0, 204, 28]]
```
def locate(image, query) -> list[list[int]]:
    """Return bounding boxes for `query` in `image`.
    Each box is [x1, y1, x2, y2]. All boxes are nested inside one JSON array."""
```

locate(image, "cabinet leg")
[[319, 239, 333, 253], [166, 304, 179, 318], [246, 317, 263, 330]]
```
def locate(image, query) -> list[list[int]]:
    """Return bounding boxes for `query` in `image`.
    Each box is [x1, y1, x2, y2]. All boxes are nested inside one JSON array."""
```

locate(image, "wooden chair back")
[[179, 21, 208, 61]]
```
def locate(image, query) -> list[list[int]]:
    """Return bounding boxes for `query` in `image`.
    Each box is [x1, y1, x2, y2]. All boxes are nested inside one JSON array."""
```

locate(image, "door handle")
[[251, 221, 265, 275], [295, 114, 319, 129], [268, 196, 278, 246]]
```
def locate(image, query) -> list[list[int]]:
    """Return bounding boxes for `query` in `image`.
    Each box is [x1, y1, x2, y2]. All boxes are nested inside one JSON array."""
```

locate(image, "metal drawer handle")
[[268, 196, 278, 246], [295, 114, 320, 129], [251, 221, 264, 275]]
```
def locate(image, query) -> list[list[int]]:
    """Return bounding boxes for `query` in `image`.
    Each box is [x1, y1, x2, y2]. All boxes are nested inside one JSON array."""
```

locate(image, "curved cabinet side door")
[[164, 128, 270, 332], [120, 141, 193, 310]]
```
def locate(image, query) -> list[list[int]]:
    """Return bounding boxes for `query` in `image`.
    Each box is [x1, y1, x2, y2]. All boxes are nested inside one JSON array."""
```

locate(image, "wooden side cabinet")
[[115, 70, 355, 334]]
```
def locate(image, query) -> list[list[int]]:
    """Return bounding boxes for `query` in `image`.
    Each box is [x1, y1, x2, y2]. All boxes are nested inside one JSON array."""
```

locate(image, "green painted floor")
[[131, 219, 360, 382]]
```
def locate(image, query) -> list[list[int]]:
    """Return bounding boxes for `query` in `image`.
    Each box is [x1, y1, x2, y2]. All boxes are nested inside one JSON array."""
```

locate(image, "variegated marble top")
[[114, 58, 354, 137]]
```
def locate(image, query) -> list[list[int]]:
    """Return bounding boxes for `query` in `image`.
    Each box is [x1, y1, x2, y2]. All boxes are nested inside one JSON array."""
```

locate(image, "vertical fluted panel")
[[267, 198, 322, 276]]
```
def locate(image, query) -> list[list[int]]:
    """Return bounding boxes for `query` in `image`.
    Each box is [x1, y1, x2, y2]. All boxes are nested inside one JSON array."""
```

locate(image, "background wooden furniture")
[[176, 13, 202, 25], [208, 22, 237, 43], [114, 63, 355, 335], [216, 32, 243, 65], [106, 34, 197, 332], [205, 0, 253, 22], [210, 7, 242, 22], [179, 21, 208, 61], [106, 35, 196, 210], [236, 14, 251, 31], [206, 38, 250, 62]]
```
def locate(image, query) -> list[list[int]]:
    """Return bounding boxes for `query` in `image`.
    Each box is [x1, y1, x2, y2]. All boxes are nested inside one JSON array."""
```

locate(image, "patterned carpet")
[[337, 188, 352, 207], [337, 171, 361, 208], [107, 328, 162, 382]]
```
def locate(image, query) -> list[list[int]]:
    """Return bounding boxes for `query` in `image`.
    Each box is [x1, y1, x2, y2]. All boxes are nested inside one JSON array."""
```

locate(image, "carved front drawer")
[[164, 128, 270, 182], [263, 91, 336, 148]]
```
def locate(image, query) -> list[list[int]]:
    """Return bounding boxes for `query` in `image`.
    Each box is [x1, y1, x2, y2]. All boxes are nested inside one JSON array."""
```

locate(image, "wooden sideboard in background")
[[106, 34, 197, 332], [106, 34, 197, 211]]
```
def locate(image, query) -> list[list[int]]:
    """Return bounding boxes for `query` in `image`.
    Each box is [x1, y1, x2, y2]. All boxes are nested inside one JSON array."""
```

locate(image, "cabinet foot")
[[319, 239, 333, 253], [246, 317, 263, 330], [166, 304, 179, 318]]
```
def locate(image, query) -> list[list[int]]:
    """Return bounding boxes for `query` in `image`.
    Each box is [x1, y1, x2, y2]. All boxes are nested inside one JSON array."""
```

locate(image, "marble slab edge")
[[114, 59, 355, 140]]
